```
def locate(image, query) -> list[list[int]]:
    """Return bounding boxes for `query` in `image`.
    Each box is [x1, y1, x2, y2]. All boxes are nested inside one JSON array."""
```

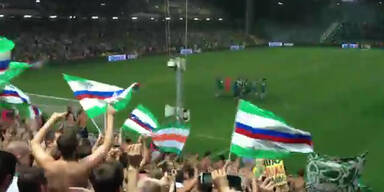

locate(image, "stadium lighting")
[[193, 17, 199, 21], [36, 0, 40, 3], [165, 17, 171, 20], [0, 15, 4, 18], [150, 17, 155, 20], [24, 15, 32, 18], [131, 16, 138, 20], [206, 18, 210, 21], [49, 15, 57, 19], [179, 17, 183, 20], [91, 16, 99, 20], [218, 18, 223, 21], [112, 16, 118, 20]]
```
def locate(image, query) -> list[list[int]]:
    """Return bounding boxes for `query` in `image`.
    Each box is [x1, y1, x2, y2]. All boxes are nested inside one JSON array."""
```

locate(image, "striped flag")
[[0, 50, 11, 74], [230, 100, 313, 159], [122, 105, 159, 136], [0, 84, 35, 118], [152, 124, 190, 154], [63, 74, 138, 118], [0, 37, 28, 87], [0, 84, 30, 104], [0, 62, 30, 87], [0, 36, 15, 53]]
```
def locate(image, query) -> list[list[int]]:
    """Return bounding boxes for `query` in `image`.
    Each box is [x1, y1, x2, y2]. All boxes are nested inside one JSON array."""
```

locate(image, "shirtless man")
[[31, 105, 115, 192]]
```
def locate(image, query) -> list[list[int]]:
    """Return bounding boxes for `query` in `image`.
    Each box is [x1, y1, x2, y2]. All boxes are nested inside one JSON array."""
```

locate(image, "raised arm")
[[31, 112, 66, 168], [82, 105, 115, 169]]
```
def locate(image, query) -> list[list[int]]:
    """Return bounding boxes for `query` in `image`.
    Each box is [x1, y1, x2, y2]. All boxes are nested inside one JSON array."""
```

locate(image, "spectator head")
[[17, 166, 47, 192], [5, 141, 33, 166], [76, 144, 92, 159], [0, 151, 17, 191], [182, 164, 195, 180], [56, 129, 78, 161], [90, 161, 124, 192], [138, 179, 161, 192]]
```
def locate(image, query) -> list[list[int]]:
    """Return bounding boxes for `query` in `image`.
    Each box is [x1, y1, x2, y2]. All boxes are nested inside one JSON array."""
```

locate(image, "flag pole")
[[228, 99, 241, 160], [104, 112, 107, 134], [90, 117, 101, 134]]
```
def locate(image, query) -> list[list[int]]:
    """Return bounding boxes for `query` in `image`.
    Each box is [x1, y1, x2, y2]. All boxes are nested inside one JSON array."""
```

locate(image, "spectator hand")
[[257, 177, 275, 192], [212, 168, 230, 192], [51, 112, 67, 120], [126, 144, 144, 169]]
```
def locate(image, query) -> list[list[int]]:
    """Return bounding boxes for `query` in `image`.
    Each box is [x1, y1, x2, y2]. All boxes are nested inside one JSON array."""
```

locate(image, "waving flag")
[[0, 62, 30, 87], [0, 84, 35, 118], [63, 74, 138, 118], [122, 105, 159, 136], [0, 50, 11, 73], [0, 84, 30, 104], [152, 124, 190, 154], [0, 37, 29, 87], [230, 100, 313, 159]]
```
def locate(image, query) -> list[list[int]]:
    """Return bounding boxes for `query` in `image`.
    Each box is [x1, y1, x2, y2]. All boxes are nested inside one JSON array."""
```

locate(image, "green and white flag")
[[0, 84, 35, 119], [0, 62, 30, 87], [230, 100, 313, 159], [152, 123, 190, 154], [63, 74, 138, 118], [122, 105, 159, 136]]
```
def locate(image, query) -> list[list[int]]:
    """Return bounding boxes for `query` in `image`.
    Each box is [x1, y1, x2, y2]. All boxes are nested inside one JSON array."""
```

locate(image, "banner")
[[108, 54, 137, 62], [180, 49, 193, 55], [264, 159, 287, 186], [341, 44, 359, 49], [108, 54, 126, 62], [230, 45, 245, 51], [268, 42, 283, 47]]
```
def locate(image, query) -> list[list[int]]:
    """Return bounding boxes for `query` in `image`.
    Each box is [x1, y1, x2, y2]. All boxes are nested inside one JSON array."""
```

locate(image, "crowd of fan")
[[2, 26, 253, 64], [0, 105, 307, 192]]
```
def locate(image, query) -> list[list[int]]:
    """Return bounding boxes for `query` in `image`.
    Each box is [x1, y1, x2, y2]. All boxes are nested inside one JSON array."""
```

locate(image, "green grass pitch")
[[13, 47, 384, 190]]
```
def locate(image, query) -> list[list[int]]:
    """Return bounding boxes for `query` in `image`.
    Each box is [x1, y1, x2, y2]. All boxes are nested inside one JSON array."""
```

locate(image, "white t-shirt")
[[6, 176, 19, 192]]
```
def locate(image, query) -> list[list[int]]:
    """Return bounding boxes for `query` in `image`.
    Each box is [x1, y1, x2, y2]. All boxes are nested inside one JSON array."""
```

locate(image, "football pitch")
[[13, 47, 384, 190]]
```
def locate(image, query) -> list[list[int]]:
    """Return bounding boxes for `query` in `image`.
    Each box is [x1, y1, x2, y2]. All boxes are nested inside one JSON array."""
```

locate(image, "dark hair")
[[119, 152, 128, 168], [17, 166, 46, 192], [125, 138, 132, 144], [90, 161, 124, 192], [76, 145, 92, 159], [56, 129, 78, 160], [182, 164, 195, 178], [203, 151, 211, 158], [0, 151, 17, 186]]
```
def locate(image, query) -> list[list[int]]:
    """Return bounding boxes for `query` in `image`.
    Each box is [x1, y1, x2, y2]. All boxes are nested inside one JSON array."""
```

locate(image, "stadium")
[[0, 0, 383, 191]]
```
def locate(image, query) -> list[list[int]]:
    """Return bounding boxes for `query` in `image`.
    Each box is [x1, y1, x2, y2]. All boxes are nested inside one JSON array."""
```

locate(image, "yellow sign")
[[264, 160, 287, 186]]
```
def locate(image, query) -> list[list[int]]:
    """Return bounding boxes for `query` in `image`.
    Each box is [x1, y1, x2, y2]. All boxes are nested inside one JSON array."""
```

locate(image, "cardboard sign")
[[264, 160, 287, 186]]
